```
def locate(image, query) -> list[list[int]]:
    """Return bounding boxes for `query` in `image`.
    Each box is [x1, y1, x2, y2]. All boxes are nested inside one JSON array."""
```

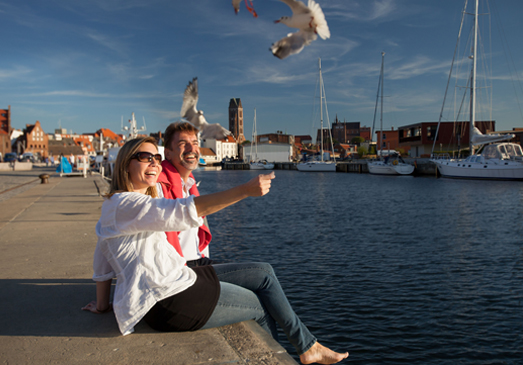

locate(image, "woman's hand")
[[82, 300, 112, 314], [242, 172, 275, 197]]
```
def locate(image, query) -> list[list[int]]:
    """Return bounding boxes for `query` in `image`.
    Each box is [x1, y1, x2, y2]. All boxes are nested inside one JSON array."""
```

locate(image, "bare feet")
[[299, 342, 348, 364]]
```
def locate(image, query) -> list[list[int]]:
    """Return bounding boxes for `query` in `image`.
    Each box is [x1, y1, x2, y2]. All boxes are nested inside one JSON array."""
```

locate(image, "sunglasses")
[[131, 151, 162, 163]]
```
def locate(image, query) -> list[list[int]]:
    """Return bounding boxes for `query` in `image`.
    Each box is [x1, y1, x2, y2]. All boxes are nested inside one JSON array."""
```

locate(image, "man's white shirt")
[[157, 179, 209, 260]]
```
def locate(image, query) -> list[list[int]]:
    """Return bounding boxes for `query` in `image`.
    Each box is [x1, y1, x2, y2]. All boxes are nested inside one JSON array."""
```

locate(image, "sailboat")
[[431, 0, 523, 180], [297, 58, 336, 172], [368, 52, 414, 176], [249, 108, 274, 170]]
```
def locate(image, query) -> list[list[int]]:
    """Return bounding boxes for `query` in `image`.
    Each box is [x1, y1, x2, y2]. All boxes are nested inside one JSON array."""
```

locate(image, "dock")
[[222, 159, 438, 175], [0, 168, 297, 365]]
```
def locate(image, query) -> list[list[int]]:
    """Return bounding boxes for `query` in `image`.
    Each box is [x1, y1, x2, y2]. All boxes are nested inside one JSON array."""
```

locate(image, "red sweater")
[[157, 161, 212, 257]]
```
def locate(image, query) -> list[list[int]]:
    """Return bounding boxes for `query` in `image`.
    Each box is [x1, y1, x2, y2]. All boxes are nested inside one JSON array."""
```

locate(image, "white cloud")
[[0, 66, 32, 80]]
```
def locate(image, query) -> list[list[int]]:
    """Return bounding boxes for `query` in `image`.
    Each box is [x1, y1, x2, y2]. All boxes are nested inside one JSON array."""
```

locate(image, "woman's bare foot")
[[299, 342, 348, 364]]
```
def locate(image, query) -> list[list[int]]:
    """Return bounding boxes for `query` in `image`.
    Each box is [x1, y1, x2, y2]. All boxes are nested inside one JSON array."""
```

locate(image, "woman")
[[83, 137, 348, 364]]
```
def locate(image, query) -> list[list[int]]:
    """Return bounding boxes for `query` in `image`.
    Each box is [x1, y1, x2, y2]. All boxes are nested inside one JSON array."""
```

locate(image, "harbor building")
[[201, 135, 238, 162], [243, 142, 294, 163], [15, 121, 49, 159], [316, 119, 372, 149], [331, 118, 361, 144], [0, 105, 11, 158], [243, 132, 295, 162], [375, 127, 401, 154], [398, 121, 495, 158], [229, 98, 245, 145], [295, 135, 313, 145]]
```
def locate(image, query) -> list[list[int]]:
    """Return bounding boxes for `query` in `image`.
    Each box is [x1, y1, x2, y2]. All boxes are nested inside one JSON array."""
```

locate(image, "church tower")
[[229, 98, 245, 144]]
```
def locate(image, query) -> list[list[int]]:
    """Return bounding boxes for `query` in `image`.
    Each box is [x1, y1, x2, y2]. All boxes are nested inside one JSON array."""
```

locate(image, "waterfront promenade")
[[0, 168, 297, 364]]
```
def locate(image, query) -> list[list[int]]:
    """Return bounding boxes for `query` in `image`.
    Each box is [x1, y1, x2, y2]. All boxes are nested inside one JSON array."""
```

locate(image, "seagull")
[[232, 0, 258, 17], [180, 78, 232, 140], [271, 0, 330, 59]]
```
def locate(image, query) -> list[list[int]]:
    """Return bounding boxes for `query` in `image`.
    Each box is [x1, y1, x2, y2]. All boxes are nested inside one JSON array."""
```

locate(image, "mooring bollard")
[[39, 174, 49, 184]]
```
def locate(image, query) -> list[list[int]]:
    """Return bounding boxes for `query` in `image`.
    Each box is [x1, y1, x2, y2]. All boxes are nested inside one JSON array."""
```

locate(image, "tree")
[[351, 136, 365, 145], [358, 146, 368, 157]]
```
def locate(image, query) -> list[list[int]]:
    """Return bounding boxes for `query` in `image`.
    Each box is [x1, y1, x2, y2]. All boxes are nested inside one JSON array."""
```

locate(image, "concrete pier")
[[0, 168, 297, 364]]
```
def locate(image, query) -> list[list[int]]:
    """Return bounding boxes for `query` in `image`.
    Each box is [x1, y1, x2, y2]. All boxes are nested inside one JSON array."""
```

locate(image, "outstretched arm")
[[82, 279, 112, 314], [194, 172, 275, 217]]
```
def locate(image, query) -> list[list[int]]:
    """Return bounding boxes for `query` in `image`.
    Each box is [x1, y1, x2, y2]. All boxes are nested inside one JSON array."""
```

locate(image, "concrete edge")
[[219, 321, 298, 364]]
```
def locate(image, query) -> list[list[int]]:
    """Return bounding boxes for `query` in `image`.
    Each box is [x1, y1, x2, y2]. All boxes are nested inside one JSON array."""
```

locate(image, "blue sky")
[[2, 0, 523, 140]]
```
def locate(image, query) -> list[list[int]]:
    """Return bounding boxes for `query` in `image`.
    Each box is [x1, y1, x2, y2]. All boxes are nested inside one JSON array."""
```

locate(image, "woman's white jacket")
[[93, 192, 203, 335]]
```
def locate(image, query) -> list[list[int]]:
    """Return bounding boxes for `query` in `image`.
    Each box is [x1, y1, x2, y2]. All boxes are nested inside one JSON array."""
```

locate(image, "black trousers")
[[186, 257, 217, 268]]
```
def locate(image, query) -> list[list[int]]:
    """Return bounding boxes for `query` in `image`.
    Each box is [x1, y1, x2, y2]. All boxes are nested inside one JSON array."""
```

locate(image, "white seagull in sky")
[[180, 78, 232, 140], [232, 0, 258, 17], [271, 0, 330, 59]]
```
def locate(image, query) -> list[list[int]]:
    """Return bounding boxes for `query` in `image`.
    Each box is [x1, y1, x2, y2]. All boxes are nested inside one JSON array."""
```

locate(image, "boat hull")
[[433, 160, 523, 180], [250, 162, 274, 170], [297, 162, 336, 172], [368, 161, 414, 175]]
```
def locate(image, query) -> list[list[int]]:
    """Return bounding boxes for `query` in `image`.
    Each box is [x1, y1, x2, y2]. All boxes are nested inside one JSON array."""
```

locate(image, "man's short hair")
[[164, 122, 199, 150]]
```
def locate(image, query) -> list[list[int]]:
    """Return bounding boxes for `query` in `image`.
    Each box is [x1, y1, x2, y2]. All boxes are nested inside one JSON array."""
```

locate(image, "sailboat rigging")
[[431, 0, 523, 180], [297, 58, 336, 172], [368, 52, 414, 176], [249, 108, 274, 170]]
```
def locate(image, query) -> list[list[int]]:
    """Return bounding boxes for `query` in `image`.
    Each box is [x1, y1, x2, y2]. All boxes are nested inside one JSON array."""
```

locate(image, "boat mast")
[[250, 108, 257, 162], [379, 52, 385, 157], [254, 108, 258, 161], [319, 58, 324, 163], [470, 0, 478, 155]]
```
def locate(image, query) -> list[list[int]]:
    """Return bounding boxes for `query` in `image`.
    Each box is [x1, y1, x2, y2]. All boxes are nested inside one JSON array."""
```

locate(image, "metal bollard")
[[39, 174, 49, 184]]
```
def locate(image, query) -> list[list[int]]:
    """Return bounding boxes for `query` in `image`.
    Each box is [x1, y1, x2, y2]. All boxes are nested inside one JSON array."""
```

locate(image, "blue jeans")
[[200, 262, 316, 355]]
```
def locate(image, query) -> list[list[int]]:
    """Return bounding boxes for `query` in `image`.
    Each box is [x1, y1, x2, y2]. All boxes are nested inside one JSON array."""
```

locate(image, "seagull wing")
[[279, 0, 311, 15], [180, 78, 199, 121], [200, 123, 232, 140], [308, 0, 330, 39], [270, 29, 317, 59], [232, 0, 241, 13]]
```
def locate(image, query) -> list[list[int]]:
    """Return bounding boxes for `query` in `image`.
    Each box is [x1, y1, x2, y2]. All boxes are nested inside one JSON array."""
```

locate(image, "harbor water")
[[194, 169, 523, 364]]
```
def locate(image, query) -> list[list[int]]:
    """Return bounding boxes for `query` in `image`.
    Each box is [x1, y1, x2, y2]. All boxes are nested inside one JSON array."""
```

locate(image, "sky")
[[2, 0, 523, 140]]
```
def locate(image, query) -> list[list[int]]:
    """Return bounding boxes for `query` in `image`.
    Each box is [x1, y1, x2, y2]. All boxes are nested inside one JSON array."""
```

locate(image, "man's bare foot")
[[299, 342, 348, 364]]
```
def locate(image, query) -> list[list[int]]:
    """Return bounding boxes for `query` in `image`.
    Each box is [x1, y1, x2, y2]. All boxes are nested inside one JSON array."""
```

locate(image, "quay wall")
[[0, 170, 298, 365], [223, 159, 438, 175], [0, 162, 33, 171]]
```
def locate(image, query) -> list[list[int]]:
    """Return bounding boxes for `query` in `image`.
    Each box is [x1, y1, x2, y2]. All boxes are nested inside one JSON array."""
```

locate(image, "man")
[[157, 122, 214, 267]]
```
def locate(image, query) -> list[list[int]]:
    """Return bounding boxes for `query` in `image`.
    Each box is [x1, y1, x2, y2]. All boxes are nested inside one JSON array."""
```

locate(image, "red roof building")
[[21, 121, 49, 158], [0, 105, 11, 158]]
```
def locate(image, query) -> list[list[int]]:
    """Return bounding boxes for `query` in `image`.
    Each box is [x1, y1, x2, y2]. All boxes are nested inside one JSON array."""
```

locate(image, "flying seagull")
[[232, 0, 258, 17], [180, 78, 232, 140], [271, 0, 330, 59]]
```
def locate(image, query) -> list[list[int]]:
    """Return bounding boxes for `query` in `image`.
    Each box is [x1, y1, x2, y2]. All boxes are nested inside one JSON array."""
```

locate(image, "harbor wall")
[[222, 159, 438, 175], [0, 162, 33, 171]]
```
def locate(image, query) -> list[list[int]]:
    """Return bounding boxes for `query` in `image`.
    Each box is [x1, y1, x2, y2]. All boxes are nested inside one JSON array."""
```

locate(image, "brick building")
[[331, 117, 361, 144], [360, 126, 372, 141], [229, 98, 245, 144], [0, 105, 11, 158], [375, 127, 400, 154], [257, 132, 295, 145], [20, 121, 49, 159], [398, 121, 495, 157]]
